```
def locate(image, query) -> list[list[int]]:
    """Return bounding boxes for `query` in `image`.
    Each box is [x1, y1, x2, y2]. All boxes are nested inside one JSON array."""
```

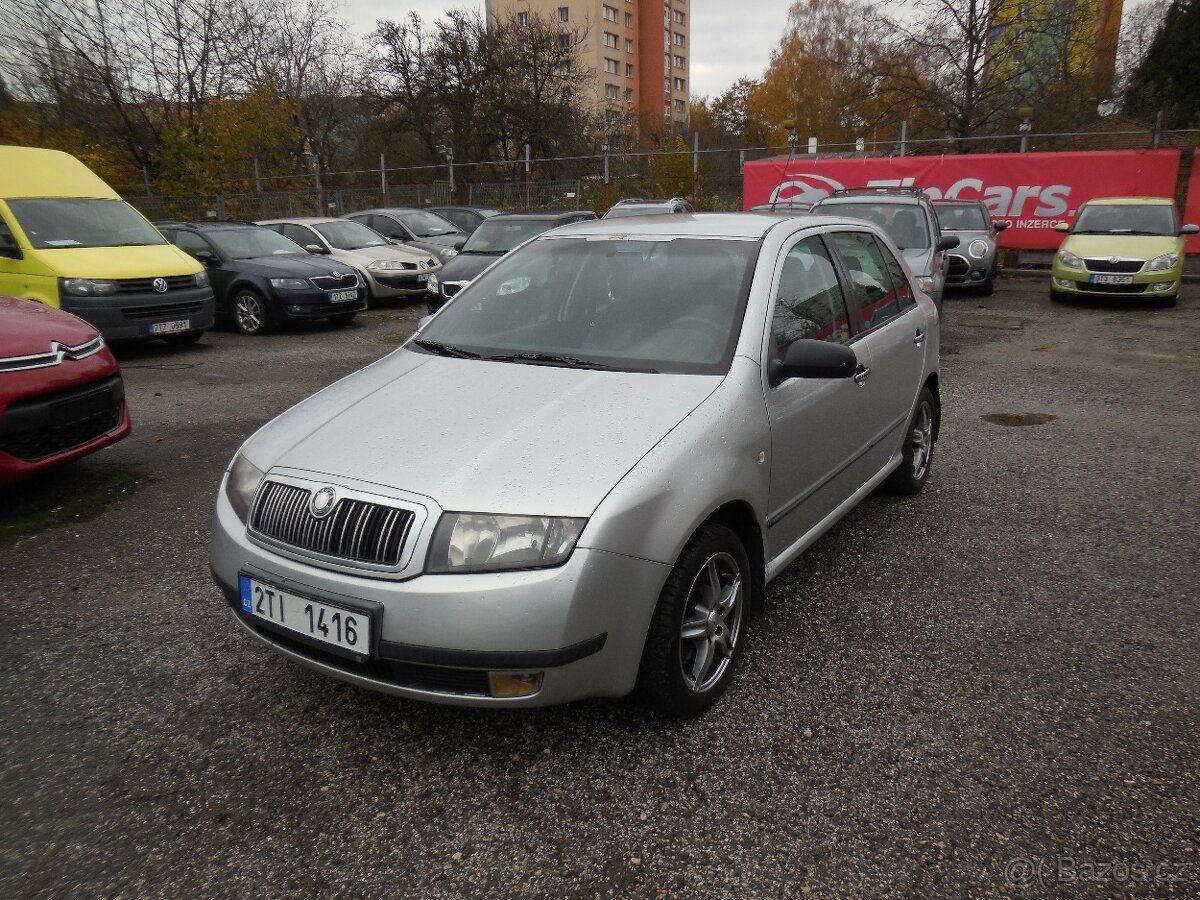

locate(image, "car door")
[[763, 233, 877, 559], [171, 230, 233, 312], [368, 214, 414, 244], [279, 223, 321, 253], [826, 229, 927, 471]]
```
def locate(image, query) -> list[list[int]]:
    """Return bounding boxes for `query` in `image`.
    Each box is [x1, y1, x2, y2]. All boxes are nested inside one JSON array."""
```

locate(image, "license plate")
[[1090, 274, 1134, 285], [328, 289, 358, 303], [417, 274, 428, 283], [149, 319, 190, 334], [238, 575, 371, 655]]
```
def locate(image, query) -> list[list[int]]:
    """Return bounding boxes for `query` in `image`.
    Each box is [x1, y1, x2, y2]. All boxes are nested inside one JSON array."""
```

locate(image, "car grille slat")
[[946, 255, 969, 277], [122, 300, 206, 320], [116, 275, 196, 294], [310, 273, 360, 290], [250, 480, 414, 567], [1084, 258, 1145, 274], [1077, 281, 1148, 294]]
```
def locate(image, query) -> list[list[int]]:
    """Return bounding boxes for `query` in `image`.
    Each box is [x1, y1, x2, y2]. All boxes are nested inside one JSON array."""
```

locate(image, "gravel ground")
[[2, 283, 1198, 898]]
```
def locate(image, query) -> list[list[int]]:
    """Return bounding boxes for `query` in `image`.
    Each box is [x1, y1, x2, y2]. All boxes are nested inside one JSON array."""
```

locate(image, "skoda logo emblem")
[[310, 486, 337, 518], [1109, 256, 1120, 264], [152, 277, 168, 293]]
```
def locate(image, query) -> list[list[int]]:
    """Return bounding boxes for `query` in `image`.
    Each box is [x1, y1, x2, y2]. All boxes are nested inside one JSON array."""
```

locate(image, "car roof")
[[480, 211, 593, 223], [815, 193, 924, 206], [1082, 196, 1175, 206], [154, 220, 261, 230], [534, 212, 868, 240], [257, 217, 346, 225], [932, 199, 985, 206], [349, 208, 424, 215]]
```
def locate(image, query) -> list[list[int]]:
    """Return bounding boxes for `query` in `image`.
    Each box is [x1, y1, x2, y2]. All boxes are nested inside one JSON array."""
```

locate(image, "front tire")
[[978, 267, 995, 296], [885, 387, 937, 496], [637, 524, 750, 718], [233, 289, 272, 335]]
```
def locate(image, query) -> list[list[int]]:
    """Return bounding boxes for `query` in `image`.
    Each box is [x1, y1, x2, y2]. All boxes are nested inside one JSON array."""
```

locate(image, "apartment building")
[[485, 0, 691, 136]]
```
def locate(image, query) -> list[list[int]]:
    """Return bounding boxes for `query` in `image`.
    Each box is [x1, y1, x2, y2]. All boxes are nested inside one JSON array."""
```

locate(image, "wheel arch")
[[701, 500, 766, 617], [923, 371, 941, 442]]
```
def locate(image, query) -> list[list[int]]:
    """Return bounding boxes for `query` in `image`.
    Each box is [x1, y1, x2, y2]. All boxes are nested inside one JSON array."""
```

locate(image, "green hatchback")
[[1050, 197, 1197, 307]]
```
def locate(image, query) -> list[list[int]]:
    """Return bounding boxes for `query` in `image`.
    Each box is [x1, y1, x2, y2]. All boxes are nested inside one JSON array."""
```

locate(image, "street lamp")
[[438, 144, 455, 198], [782, 119, 798, 158], [1018, 106, 1034, 153]]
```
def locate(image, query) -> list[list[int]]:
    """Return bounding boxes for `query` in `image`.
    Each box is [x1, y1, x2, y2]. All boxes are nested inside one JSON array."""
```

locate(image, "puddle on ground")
[[981, 413, 1057, 427]]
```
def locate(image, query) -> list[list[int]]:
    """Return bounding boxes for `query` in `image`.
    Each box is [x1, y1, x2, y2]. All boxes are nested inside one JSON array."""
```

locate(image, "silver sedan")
[[210, 214, 941, 716]]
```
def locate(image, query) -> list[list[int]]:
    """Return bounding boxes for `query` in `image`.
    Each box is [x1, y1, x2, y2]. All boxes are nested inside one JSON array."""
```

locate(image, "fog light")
[[1053, 277, 1072, 289], [488, 672, 543, 698], [1152, 281, 1174, 291], [971, 270, 985, 280], [289, 305, 306, 313]]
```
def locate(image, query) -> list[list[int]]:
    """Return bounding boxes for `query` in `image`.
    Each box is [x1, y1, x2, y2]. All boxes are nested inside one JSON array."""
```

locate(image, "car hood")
[[26, 243, 201, 279], [250, 350, 723, 517], [1060, 233, 1181, 259], [0, 294, 99, 356], [233, 255, 356, 278], [408, 233, 464, 250], [436, 252, 501, 283], [943, 229, 991, 243], [332, 244, 438, 269]]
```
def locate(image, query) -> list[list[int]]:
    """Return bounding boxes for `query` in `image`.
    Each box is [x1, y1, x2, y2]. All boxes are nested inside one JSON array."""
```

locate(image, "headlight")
[[439, 247, 458, 259], [427, 513, 587, 573], [59, 278, 119, 297], [968, 239, 989, 259], [1057, 249, 1083, 269], [367, 259, 405, 271], [269, 278, 309, 290], [194, 270, 209, 288], [1147, 252, 1178, 272], [224, 452, 267, 523], [427, 274, 439, 293]]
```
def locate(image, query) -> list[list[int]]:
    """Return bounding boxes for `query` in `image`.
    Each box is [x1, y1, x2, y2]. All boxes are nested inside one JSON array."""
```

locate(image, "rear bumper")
[[61, 287, 215, 341]]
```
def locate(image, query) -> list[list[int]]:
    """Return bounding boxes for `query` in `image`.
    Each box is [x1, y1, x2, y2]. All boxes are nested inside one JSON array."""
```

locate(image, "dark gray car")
[[343, 208, 466, 260], [933, 199, 1009, 295]]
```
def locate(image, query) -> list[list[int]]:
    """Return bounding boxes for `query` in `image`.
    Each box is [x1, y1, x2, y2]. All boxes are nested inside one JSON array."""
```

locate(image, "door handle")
[[914, 329, 926, 346], [853, 365, 870, 386]]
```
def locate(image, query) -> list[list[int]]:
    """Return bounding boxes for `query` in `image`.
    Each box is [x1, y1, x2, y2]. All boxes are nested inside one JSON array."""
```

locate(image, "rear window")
[[815, 202, 931, 250]]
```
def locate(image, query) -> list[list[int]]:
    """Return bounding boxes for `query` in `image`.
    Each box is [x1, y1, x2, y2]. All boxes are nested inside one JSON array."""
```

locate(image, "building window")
[[626, 87, 634, 102], [517, 11, 528, 26], [625, 12, 634, 27], [558, 6, 569, 22], [664, 77, 670, 92], [603, 5, 618, 22], [606, 83, 620, 100], [603, 31, 619, 48], [674, 9, 685, 24], [626, 37, 634, 52], [675, 98, 686, 114], [604, 57, 619, 74], [674, 77, 685, 91], [674, 54, 686, 69], [626, 63, 634, 77], [560, 33, 571, 49], [664, 31, 669, 50], [673, 32, 685, 46], [664, 54, 670, 74]]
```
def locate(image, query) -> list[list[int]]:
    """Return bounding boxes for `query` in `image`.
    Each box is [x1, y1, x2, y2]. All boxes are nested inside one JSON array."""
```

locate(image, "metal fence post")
[[1153, 110, 1163, 149], [380, 153, 387, 205], [216, 195, 227, 219], [899, 120, 908, 157]]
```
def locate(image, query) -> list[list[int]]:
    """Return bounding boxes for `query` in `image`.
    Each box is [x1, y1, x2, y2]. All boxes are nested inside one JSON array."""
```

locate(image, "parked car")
[[427, 209, 598, 312], [342, 208, 466, 259], [1050, 197, 1197, 308], [427, 206, 504, 235], [811, 187, 958, 313], [0, 295, 131, 484], [602, 197, 695, 219], [0, 146, 214, 345], [156, 221, 367, 335], [257, 217, 441, 304], [210, 213, 941, 717], [933, 199, 1009, 296]]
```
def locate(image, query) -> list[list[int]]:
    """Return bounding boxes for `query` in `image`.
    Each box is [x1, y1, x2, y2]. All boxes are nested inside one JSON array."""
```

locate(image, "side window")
[[0, 213, 19, 251], [828, 230, 902, 331], [371, 215, 406, 240], [280, 224, 314, 248], [874, 237, 917, 312], [173, 230, 213, 259], [770, 236, 850, 355]]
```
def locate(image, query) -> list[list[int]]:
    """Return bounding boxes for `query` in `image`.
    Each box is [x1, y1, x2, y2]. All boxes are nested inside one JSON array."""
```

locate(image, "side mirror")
[[1054, 222, 1070, 233], [769, 340, 857, 388], [453, 238, 466, 250], [305, 243, 330, 255], [937, 234, 960, 251], [994, 221, 1010, 232], [417, 314, 434, 331], [1180, 224, 1199, 235], [194, 249, 217, 265]]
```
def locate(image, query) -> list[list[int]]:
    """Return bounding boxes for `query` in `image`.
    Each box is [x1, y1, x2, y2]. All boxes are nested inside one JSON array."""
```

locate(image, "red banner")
[[1182, 162, 1200, 252], [743, 150, 1183, 250]]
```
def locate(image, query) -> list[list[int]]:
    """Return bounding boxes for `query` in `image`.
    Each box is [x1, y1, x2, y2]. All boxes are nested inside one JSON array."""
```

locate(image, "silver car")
[[210, 214, 941, 716], [933, 199, 1010, 296]]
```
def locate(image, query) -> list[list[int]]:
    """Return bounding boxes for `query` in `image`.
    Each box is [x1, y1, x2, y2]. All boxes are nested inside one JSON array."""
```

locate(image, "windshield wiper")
[[410, 339, 484, 359], [483, 351, 621, 370]]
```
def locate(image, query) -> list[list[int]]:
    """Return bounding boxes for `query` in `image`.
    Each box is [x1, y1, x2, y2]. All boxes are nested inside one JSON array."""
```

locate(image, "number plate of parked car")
[[328, 289, 358, 303], [1090, 274, 1134, 285], [238, 574, 370, 654], [148, 319, 190, 334]]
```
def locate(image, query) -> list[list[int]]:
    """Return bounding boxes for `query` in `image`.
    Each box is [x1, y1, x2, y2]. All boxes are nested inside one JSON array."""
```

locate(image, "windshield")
[[815, 202, 931, 250], [415, 236, 758, 374], [7, 198, 167, 249], [462, 219, 556, 253], [605, 205, 670, 219], [314, 220, 389, 251], [209, 228, 307, 259], [397, 211, 461, 238], [1073, 204, 1176, 235], [935, 204, 987, 231]]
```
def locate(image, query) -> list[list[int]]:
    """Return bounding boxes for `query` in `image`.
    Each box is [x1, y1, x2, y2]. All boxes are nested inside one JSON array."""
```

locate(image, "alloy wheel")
[[678, 552, 744, 693], [910, 400, 934, 480], [235, 293, 264, 334]]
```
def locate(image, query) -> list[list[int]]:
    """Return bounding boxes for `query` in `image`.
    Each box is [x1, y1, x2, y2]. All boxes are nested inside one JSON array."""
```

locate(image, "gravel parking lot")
[[3, 281, 1198, 898]]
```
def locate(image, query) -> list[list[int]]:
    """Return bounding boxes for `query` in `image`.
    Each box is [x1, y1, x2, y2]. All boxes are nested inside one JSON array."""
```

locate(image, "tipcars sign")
[[744, 150, 1183, 250]]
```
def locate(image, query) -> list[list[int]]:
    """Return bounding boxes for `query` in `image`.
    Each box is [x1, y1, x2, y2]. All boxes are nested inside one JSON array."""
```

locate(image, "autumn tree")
[[1125, 0, 1200, 127]]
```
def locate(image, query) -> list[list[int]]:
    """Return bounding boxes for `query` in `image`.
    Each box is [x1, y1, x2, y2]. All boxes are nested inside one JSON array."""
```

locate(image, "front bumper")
[[1050, 263, 1181, 298], [364, 270, 435, 299], [944, 253, 994, 286], [209, 490, 671, 706], [272, 286, 368, 319], [60, 286, 215, 341]]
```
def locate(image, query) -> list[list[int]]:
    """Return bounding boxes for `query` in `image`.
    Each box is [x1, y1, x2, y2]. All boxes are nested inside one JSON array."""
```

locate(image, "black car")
[[427, 206, 504, 235], [156, 222, 368, 335], [343, 208, 467, 260], [427, 210, 597, 312]]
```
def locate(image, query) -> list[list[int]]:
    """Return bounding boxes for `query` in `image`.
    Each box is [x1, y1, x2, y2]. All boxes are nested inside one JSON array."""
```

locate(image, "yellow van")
[[0, 146, 214, 343]]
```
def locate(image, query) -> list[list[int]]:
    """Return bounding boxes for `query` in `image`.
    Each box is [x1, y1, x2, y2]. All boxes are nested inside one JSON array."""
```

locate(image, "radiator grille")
[[1077, 281, 1148, 294], [250, 481, 414, 566], [946, 255, 969, 278], [122, 300, 206, 320], [116, 275, 197, 294], [311, 273, 360, 290], [1084, 258, 1145, 274]]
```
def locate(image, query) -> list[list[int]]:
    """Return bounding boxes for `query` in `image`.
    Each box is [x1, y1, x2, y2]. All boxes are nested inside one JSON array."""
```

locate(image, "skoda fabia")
[[210, 214, 941, 717]]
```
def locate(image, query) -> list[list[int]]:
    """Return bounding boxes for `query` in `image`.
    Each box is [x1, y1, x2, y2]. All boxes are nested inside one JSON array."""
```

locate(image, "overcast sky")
[[337, 0, 796, 99]]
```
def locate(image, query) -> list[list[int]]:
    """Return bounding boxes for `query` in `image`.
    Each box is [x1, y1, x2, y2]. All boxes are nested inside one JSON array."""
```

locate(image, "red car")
[[0, 296, 131, 484]]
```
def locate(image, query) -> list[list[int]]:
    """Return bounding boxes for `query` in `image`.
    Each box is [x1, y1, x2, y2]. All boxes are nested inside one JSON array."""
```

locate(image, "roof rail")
[[613, 197, 646, 205], [830, 186, 926, 197]]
